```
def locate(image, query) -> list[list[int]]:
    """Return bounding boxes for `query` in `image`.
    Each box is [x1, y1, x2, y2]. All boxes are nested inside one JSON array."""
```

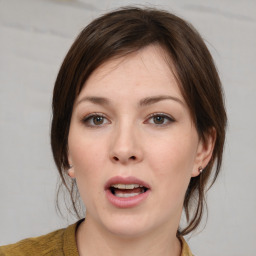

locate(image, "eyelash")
[[81, 113, 175, 127], [81, 113, 110, 128], [145, 113, 175, 126]]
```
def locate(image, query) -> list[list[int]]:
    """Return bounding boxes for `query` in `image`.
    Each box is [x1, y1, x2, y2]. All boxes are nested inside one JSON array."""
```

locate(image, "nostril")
[[111, 155, 137, 162], [113, 156, 119, 161]]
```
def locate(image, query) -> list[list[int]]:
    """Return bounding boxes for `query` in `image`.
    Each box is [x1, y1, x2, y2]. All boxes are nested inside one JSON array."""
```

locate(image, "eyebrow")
[[76, 95, 184, 107], [76, 96, 110, 107], [139, 95, 184, 107]]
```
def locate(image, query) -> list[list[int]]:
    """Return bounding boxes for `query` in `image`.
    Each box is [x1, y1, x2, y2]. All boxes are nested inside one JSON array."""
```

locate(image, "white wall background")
[[0, 0, 255, 255]]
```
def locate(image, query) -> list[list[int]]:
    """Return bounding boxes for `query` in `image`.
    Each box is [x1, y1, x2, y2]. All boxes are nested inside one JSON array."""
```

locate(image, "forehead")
[[77, 44, 182, 101]]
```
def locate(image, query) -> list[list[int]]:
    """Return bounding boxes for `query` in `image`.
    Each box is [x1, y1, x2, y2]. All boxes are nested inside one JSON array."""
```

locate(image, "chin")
[[97, 211, 153, 238], [107, 223, 149, 239]]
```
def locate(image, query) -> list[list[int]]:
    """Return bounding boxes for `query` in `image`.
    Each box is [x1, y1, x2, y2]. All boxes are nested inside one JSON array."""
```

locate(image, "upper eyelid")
[[80, 112, 175, 124], [81, 112, 174, 118], [146, 112, 175, 120], [81, 113, 111, 126], [144, 113, 176, 126], [82, 112, 108, 120]]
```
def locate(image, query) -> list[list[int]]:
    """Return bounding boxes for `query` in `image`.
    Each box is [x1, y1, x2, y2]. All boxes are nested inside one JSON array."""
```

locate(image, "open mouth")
[[105, 176, 150, 207], [105, 176, 151, 207], [109, 184, 148, 198]]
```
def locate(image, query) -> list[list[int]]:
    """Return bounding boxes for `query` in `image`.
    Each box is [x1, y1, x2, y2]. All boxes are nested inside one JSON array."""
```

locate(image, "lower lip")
[[105, 189, 150, 208]]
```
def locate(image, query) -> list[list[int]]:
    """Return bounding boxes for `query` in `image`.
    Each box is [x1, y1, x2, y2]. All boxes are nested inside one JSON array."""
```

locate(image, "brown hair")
[[51, 6, 227, 235]]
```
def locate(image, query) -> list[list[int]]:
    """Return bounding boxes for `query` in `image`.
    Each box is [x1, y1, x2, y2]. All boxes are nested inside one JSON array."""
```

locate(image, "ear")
[[67, 153, 75, 178], [191, 128, 216, 177], [67, 166, 75, 178]]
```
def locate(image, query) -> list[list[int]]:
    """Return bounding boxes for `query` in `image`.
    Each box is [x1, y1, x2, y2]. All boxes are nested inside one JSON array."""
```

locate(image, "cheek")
[[68, 134, 108, 207], [69, 127, 107, 169], [147, 148, 191, 218], [146, 131, 198, 196], [68, 128, 107, 195], [147, 134, 197, 175]]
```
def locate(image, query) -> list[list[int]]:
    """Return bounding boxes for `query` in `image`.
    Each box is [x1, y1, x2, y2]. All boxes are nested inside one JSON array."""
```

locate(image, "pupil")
[[93, 116, 103, 125], [154, 116, 164, 124]]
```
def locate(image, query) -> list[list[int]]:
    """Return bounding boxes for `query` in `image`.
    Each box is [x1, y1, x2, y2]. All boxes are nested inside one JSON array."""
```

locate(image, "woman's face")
[[68, 45, 211, 238]]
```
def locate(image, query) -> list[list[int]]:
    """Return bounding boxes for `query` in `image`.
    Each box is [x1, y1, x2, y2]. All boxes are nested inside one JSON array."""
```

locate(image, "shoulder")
[[0, 228, 65, 256], [0, 220, 82, 256], [179, 236, 194, 256]]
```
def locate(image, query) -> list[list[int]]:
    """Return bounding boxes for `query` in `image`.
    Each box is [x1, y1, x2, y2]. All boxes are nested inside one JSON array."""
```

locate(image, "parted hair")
[[51, 6, 227, 236]]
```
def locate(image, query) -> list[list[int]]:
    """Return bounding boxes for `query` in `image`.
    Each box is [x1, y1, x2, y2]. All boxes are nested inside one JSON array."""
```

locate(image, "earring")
[[198, 166, 203, 174]]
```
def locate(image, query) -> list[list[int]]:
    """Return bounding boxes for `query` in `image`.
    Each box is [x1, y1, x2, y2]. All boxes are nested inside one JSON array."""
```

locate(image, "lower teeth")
[[115, 193, 140, 198], [110, 187, 148, 198]]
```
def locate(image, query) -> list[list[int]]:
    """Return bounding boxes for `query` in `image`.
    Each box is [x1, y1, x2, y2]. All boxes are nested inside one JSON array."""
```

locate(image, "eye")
[[146, 113, 175, 126], [82, 113, 110, 127]]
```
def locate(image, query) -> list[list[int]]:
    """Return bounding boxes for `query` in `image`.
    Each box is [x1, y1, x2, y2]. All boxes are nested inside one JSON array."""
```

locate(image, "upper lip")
[[104, 176, 151, 190]]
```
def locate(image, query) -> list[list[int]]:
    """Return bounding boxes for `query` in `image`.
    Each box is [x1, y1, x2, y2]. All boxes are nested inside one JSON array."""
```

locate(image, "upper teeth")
[[111, 184, 143, 189]]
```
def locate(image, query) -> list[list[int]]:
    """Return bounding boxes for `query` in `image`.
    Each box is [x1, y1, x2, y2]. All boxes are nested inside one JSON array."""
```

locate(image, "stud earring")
[[198, 166, 203, 174]]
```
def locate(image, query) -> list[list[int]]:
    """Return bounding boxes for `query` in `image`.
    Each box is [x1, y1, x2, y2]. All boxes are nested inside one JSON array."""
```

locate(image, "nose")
[[109, 124, 143, 165]]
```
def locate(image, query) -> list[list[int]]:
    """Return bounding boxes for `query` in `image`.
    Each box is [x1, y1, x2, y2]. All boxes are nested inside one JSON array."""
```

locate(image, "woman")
[[0, 6, 227, 256]]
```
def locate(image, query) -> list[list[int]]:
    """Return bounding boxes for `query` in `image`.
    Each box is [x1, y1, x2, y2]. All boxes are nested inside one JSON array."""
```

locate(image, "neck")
[[76, 217, 181, 256]]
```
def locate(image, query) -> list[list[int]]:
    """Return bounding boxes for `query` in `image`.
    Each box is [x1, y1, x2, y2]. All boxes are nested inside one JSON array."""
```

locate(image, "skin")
[[68, 45, 215, 256]]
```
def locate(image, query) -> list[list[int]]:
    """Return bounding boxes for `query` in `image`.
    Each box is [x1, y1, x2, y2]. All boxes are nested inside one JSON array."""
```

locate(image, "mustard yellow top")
[[0, 220, 193, 256]]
